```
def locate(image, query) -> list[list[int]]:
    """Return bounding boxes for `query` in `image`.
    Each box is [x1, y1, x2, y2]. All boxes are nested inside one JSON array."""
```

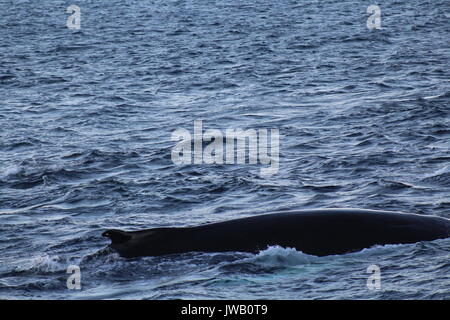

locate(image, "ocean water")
[[0, 0, 449, 299]]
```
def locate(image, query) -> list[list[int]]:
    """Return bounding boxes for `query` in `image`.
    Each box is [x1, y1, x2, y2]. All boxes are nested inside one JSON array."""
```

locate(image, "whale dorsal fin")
[[102, 230, 132, 244]]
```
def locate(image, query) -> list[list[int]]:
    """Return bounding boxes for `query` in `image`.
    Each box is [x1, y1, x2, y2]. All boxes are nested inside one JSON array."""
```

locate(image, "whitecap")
[[248, 245, 320, 266]]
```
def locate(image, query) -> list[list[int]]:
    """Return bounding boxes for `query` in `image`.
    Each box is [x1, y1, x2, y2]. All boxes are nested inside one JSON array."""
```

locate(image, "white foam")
[[14, 254, 65, 273], [1, 165, 22, 178], [249, 245, 320, 266]]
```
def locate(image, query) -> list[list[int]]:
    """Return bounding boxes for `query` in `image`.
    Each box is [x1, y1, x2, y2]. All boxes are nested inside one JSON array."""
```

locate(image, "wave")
[[248, 246, 320, 266]]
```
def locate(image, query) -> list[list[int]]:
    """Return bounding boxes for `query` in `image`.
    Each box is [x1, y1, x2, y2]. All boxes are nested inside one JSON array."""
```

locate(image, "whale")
[[102, 208, 450, 258]]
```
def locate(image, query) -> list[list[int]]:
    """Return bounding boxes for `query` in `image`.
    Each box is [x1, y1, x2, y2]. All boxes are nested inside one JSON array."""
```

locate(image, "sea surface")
[[0, 0, 449, 299]]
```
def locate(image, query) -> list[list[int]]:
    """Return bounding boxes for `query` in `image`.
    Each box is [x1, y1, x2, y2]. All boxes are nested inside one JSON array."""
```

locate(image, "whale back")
[[102, 230, 131, 244], [102, 227, 191, 258], [102, 209, 450, 258]]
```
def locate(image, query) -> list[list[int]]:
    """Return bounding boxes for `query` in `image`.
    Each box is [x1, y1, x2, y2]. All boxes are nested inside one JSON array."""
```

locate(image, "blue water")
[[1, 0, 449, 299]]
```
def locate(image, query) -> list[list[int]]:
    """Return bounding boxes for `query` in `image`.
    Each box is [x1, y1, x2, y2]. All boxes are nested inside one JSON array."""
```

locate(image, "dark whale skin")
[[102, 209, 450, 258]]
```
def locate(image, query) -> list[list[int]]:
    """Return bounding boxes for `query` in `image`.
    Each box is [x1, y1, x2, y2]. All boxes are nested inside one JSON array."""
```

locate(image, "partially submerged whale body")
[[102, 209, 450, 258]]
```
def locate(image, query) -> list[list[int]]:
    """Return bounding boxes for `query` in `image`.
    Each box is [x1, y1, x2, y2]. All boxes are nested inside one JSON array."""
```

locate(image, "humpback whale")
[[102, 209, 450, 258]]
